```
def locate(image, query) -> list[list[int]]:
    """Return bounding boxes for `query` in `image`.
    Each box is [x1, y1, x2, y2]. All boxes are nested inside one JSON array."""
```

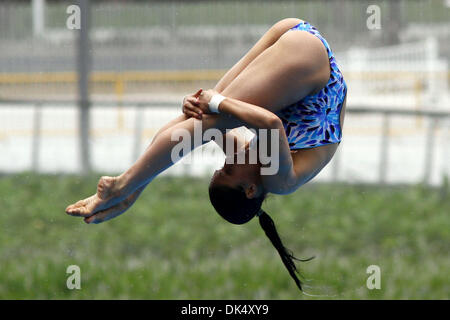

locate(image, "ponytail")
[[208, 181, 313, 291], [257, 209, 313, 291]]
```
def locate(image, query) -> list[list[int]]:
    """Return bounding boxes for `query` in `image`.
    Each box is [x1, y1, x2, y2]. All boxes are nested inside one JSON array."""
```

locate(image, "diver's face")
[[211, 162, 263, 199]]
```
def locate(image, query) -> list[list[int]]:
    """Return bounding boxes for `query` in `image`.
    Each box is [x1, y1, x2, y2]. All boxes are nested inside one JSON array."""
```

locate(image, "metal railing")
[[339, 107, 449, 185]]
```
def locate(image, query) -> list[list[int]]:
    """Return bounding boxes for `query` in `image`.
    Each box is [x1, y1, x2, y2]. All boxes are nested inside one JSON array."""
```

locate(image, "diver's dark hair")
[[209, 184, 312, 291], [208, 184, 264, 225], [258, 209, 314, 291]]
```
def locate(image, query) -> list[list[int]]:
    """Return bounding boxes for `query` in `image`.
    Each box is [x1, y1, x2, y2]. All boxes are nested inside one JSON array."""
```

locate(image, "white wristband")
[[208, 94, 226, 114]]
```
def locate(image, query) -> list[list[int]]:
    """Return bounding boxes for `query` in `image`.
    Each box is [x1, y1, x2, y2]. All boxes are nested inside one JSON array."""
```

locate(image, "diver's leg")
[[214, 18, 302, 92], [66, 113, 239, 218], [220, 29, 330, 112]]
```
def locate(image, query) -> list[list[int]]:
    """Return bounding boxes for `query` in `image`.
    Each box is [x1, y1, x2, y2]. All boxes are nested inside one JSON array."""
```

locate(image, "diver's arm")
[[219, 97, 333, 195], [257, 119, 298, 195], [216, 96, 298, 193], [260, 128, 336, 195], [194, 91, 298, 192], [218, 97, 283, 131]]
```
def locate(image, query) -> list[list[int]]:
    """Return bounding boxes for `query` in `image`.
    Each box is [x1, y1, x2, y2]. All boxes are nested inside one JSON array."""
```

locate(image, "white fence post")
[[425, 37, 439, 106], [423, 117, 438, 185], [133, 104, 144, 162], [32, 0, 45, 37], [31, 103, 42, 172], [379, 112, 390, 184]]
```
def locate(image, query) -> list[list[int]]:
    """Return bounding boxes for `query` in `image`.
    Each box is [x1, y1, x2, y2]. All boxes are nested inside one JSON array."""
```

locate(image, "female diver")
[[66, 18, 347, 291]]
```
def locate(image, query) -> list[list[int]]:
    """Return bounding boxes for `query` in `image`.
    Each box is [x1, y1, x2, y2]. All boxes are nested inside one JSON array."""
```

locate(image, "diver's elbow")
[[266, 115, 283, 129]]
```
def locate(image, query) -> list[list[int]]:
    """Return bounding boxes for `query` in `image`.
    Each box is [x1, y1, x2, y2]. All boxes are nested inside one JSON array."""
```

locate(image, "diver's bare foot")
[[65, 194, 101, 217], [83, 184, 145, 224], [96, 176, 120, 200], [65, 176, 124, 217]]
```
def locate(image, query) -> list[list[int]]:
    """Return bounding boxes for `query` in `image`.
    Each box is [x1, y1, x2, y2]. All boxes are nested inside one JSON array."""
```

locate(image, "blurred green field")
[[0, 173, 448, 299]]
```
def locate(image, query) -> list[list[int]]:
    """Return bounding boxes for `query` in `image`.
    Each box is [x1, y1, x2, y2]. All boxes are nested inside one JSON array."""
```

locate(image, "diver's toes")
[[66, 208, 80, 216]]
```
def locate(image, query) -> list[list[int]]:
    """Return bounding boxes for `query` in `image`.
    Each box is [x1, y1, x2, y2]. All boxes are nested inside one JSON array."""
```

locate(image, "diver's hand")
[[182, 89, 203, 120], [195, 89, 220, 114]]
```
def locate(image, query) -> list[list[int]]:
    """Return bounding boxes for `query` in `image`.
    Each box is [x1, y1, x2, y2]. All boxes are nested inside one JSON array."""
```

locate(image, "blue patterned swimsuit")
[[276, 21, 347, 149]]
